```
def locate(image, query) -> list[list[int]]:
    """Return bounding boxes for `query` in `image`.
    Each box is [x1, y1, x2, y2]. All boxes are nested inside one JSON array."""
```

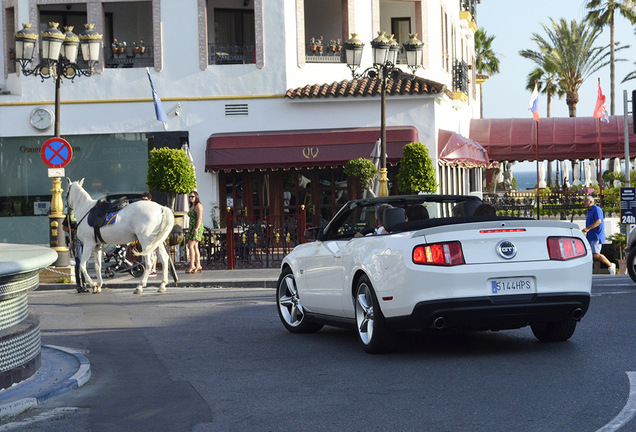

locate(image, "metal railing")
[[105, 47, 154, 68], [208, 43, 256, 65], [167, 207, 308, 270], [482, 191, 618, 219]]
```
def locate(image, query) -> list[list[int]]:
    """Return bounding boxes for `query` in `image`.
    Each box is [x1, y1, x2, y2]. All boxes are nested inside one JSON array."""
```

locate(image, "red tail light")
[[547, 237, 587, 260], [413, 241, 464, 266]]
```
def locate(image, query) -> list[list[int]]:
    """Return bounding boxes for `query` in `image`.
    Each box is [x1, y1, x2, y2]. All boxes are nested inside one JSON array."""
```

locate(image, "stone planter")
[[0, 244, 56, 389]]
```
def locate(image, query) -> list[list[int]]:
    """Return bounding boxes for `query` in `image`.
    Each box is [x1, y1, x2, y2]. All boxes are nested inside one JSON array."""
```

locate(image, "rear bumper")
[[385, 292, 591, 332]]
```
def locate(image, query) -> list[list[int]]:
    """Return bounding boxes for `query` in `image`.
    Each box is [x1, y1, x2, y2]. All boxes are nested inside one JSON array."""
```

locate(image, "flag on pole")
[[528, 82, 540, 122], [593, 79, 609, 123], [146, 67, 168, 130]]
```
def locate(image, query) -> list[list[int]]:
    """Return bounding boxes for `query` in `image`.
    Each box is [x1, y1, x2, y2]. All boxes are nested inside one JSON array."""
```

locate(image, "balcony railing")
[[460, 0, 478, 21], [453, 59, 469, 93], [105, 47, 154, 69], [208, 43, 255, 65]]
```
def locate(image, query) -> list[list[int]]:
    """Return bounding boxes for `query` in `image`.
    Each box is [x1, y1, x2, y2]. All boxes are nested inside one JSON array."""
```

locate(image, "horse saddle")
[[87, 197, 128, 243]]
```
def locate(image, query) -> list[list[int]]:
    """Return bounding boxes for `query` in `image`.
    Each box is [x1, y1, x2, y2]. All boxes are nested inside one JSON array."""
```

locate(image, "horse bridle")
[[66, 182, 90, 229]]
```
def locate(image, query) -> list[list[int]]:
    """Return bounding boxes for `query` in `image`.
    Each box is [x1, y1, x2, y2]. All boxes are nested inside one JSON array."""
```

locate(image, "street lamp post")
[[14, 22, 102, 266], [343, 32, 423, 197]]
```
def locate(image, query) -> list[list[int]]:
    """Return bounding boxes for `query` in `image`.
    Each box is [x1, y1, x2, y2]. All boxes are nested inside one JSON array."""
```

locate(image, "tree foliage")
[[147, 147, 197, 194], [397, 142, 437, 194], [475, 27, 501, 118], [584, 0, 636, 114], [475, 28, 501, 75], [344, 158, 378, 192], [520, 18, 620, 117]]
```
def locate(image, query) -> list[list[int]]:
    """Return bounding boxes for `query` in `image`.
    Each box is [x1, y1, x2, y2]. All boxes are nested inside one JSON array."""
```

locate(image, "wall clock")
[[30, 107, 55, 131]]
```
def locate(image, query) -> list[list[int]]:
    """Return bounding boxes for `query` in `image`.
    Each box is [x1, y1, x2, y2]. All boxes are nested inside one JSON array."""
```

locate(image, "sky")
[[477, 0, 636, 171]]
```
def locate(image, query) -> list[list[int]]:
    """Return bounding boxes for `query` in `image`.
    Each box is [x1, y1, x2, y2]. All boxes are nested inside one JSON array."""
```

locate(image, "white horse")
[[66, 179, 174, 294]]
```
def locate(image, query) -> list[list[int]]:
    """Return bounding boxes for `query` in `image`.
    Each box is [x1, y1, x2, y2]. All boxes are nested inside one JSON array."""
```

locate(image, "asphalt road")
[[3, 276, 636, 432]]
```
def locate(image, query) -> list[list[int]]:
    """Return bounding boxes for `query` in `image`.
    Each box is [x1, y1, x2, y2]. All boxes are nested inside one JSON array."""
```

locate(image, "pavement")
[[0, 267, 281, 420], [37, 267, 282, 291]]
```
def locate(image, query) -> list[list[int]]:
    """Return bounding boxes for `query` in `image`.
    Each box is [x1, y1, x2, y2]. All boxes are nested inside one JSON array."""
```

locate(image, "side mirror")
[[304, 227, 323, 242]]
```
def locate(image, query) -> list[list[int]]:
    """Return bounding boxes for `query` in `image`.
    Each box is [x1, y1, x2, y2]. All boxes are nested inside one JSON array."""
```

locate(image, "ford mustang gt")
[[276, 195, 592, 353]]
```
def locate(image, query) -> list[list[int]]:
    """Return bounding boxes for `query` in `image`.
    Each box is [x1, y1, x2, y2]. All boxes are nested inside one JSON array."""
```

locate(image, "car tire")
[[531, 320, 577, 342], [355, 275, 393, 354], [277, 268, 323, 334], [627, 248, 636, 283]]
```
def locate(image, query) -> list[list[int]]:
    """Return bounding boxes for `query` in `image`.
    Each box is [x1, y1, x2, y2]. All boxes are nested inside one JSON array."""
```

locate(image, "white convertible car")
[[276, 195, 592, 353]]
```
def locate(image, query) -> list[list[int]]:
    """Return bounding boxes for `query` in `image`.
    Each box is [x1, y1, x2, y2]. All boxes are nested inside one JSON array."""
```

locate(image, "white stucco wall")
[[0, 0, 480, 241]]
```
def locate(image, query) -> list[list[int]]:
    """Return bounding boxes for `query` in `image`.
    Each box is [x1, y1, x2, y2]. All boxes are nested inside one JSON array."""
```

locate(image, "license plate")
[[490, 277, 535, 294]]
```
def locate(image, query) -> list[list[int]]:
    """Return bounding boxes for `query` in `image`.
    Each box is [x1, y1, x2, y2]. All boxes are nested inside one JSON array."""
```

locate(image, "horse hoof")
[[134, 287, 143, 295], [157, 286, 166, 293]]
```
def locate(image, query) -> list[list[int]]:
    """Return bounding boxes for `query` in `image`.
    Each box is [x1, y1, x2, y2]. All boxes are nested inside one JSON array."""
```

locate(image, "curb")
[[0, 345, 91, 419], [37, 279, 278, 291]]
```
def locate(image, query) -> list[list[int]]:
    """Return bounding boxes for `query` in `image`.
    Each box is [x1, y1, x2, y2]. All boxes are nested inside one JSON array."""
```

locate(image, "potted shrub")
[[309, 36, 323, 54], [344, 158, 378, 197], [147, 147, 197, 210], [397, 142, 438, 194]]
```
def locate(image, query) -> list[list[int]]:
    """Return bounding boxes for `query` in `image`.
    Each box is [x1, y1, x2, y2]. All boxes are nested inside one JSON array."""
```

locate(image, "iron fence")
[[168, 208, 307, 270]]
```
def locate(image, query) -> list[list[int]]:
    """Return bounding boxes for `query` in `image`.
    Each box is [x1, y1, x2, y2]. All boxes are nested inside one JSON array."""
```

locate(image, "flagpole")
[[598, 117, 603, 207], [536, 120, 540, 220]]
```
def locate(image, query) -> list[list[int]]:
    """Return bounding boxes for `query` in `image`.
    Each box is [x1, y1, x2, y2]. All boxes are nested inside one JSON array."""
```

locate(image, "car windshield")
[[323, 195, 484, 240]]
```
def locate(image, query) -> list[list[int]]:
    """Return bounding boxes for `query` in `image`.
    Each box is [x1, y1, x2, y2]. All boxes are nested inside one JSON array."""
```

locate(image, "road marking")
[[0, 407, 86, 430], [597, 372, 636, 432]]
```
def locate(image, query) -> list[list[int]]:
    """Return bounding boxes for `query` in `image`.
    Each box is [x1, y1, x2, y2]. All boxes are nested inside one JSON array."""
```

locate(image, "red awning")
[[438, 130, 490, 167], [469, 116, 636, 162], [205, 126, 419, 172]]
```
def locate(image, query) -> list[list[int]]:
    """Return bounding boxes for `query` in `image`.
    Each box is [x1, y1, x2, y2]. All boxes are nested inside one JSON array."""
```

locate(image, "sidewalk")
[[38, 267, 281, 291]]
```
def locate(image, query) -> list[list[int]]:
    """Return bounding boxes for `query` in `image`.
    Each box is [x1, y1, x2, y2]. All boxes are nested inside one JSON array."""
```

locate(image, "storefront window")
[[0, 133, 148, 217]]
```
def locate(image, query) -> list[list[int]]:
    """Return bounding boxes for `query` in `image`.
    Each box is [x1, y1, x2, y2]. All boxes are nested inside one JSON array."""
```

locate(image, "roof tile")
[[285, 74, 449, 99]]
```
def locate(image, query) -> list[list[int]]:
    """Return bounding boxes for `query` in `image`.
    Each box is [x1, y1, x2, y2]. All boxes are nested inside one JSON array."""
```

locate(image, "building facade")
[[1, 0, 484, 244]]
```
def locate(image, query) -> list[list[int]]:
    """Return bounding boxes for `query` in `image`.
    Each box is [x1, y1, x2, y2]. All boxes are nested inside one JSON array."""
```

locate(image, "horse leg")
[[156, 244, 170, 293], [79, 245, 98, 293], [93, 247, 103, 294], [134, 243, 151, 295]]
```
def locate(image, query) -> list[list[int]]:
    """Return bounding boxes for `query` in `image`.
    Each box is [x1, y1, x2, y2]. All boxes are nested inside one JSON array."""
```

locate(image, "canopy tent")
[[438, 130, 491, 167], [469, 116, 636, 162]]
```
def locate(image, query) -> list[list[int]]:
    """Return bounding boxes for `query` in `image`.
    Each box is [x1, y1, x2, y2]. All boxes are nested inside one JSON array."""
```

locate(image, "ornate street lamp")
[[14, 22, 102, 267], [344, 32, 423, 197]]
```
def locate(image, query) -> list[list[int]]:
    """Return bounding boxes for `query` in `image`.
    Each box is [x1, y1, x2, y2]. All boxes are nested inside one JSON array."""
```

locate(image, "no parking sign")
[[41, 137, 73, 168]]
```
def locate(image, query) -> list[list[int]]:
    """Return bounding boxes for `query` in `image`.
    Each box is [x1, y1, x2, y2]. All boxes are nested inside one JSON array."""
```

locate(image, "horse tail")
[[134, 206, 175, 256]]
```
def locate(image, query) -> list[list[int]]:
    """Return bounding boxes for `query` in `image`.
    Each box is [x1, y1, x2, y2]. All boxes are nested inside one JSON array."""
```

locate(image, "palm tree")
[[474, 27, 501, 118], [520, 18, 614, 117], [584, 0, 636, 115]]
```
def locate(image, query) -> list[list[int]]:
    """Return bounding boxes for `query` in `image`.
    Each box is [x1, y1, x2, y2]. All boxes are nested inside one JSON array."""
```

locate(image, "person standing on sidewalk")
[[186, 191, 204, 274], [582, 195, 616, 275]]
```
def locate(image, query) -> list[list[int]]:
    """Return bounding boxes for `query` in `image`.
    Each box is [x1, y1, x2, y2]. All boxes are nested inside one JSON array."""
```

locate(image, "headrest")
[[383, 207, 406, 232], [457, 200, 482, 217]]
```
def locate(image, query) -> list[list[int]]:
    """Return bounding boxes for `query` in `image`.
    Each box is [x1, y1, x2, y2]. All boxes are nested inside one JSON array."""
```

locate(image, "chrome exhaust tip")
[[433, 316, 446, 330], [571, 308, 584, 320]]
